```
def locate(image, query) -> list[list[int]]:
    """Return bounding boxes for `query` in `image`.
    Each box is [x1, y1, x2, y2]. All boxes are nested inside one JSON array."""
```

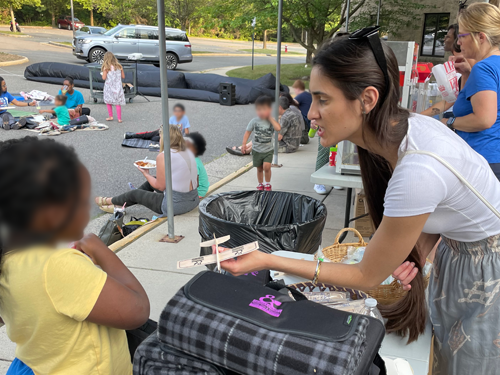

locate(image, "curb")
[[0, 55, 29, 66], [0, 32, 30, 38], [192, 53, 305, 57], [110, 161, 253, 254], [0, 25, 53, 29], [48, 41, 72, 49]]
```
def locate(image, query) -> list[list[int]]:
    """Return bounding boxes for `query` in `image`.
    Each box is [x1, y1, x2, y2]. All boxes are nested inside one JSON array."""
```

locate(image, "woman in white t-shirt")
[[217, 28, 500, 374], [96, 125, 199, 215]]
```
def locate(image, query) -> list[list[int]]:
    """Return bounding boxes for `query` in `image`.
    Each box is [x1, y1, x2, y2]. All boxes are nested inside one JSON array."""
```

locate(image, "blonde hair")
[[458, 2, 500, 49], [159, 125, 186, 153], [101, 52, 123, 72]]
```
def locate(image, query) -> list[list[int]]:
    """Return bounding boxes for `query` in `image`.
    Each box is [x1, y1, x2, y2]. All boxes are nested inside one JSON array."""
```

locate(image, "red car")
[[57, 16, 84, 30]]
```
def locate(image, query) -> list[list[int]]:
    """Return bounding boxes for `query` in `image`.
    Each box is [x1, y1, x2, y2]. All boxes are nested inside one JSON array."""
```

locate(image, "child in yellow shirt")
[[0, 137, 150, 375]]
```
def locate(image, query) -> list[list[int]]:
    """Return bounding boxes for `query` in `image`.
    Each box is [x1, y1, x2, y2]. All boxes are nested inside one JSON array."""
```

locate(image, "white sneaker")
[[314, 184, 327, 195], [333, 186, 344, 190]]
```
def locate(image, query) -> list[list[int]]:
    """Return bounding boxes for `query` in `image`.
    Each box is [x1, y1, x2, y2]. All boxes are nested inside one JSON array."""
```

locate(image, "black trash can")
[[199, 191, 327, 257]]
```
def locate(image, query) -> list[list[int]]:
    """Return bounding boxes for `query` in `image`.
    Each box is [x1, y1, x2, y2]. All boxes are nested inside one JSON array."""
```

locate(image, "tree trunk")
[[188, 20, 191, 35], [9, 5, 16, 33], [263, 29, 267, 49], [90, 9, 94, 26], [51, 11, 56, 28], [306, 49, 313, 63]]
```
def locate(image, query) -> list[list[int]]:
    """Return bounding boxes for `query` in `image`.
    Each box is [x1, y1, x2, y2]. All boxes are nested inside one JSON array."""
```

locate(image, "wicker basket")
[[320, 227, 429, 305]]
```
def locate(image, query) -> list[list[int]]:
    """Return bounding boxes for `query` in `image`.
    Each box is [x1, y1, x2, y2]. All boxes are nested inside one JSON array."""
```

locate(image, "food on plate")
[[135, 161, 155, 168]]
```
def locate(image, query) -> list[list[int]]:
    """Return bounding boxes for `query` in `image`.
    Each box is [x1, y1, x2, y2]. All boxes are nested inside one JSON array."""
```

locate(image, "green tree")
[[43, 0, 66, 27], [350, 0, 428, 38], [76, 0, 111, 25], [166, 0, 204, 31], [0, 0, 41, 31]]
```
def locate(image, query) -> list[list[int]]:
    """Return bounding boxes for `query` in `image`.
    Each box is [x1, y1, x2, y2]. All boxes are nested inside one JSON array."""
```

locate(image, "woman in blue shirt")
[[449, 3, 500, 180], [58, 77, 91, 116]]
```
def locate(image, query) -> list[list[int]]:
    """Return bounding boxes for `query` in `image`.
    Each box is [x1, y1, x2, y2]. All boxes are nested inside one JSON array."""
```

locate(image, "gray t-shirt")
[[246, 117, 274, 153]]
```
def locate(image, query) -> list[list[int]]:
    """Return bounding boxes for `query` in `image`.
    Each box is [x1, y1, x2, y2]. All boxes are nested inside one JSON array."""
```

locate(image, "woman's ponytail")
[[358, 147, 427, 343]]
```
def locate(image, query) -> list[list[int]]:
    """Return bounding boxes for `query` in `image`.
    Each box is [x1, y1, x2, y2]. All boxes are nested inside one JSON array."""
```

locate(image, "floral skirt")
[[429, 234, 500, 374]]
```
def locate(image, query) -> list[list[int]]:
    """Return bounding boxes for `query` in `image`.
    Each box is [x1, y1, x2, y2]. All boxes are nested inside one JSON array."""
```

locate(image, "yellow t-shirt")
[[0, 247, 132, 375]]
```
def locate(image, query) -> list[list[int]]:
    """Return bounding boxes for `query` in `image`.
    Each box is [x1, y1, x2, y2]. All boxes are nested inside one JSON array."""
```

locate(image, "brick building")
[[383, 0, 486, 63]]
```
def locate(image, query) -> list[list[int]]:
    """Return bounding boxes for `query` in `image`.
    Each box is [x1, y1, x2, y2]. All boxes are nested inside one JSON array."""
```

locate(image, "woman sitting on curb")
[[96, 125, 199, 216]]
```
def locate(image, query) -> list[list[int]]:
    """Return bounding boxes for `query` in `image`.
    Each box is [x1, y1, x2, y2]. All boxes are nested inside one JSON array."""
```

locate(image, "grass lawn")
[[0, 31, 27, 36], [239, 48, 304, 56], [0, 52, 24, 62], [226, 63, 311, 87]]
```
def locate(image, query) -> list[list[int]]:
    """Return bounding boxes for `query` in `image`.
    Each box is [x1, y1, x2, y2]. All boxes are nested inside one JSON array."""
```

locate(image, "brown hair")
[[313, 36, 427, 343], [159, 125, 186, 153], [55, 94, 67, 105], [292, 79, 305, 91]]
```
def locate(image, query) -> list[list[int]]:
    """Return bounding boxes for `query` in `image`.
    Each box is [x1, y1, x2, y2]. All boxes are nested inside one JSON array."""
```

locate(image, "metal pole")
[[272, 0, 283, 166], [252, 30, 255, 70], [376, 0, 381, 25], [157, 0, 175, 238], [345, 0, 351, 33], [70, 0, 75, 39]]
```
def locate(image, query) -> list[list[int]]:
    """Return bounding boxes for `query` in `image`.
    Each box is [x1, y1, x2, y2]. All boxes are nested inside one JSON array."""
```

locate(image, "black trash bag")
[[199, 191, 327, 258]]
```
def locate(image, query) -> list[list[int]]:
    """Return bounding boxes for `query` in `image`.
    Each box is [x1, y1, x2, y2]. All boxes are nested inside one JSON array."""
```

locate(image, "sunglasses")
[[349, 26, 390, 101], [457, 32, 471, 39]]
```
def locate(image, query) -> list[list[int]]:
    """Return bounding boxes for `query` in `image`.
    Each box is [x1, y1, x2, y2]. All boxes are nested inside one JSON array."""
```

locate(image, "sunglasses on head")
[[349, 26, 390, 101]]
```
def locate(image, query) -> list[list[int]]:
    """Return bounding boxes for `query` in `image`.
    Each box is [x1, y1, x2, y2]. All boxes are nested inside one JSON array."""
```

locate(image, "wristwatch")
[[446, 116, 456, 130]]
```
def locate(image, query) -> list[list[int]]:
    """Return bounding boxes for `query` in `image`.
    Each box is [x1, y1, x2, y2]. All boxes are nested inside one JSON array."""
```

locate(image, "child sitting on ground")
[[38, 95, 70, 126], [169, 103, 190, 135], [0, 137, 149, 375], [185, 132, 209, 198], [241, 95, 280, 191]]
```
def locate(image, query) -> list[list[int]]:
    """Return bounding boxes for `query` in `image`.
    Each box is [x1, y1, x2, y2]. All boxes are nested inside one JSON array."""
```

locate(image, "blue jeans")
[[6, 359, 34, 375]]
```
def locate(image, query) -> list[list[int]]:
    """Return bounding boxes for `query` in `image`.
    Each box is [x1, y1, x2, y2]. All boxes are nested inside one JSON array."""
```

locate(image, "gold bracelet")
[[312, 258, 323, 284]]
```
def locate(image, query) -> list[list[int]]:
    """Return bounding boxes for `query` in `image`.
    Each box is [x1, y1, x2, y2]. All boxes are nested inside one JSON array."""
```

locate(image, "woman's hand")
[[74, 233, 110, 265], [310, 119, 318, 130], [452, 56, 472, 76], [137, 166, 150, 175], [213, 245, 269, 276], [440, 117, 448, 125], [392, 261, 418, 291]]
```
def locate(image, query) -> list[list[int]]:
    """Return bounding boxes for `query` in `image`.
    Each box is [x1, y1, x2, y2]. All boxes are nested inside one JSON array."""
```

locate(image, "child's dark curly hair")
[[0, 137, 81, 262], [186, 132, 207, 156]]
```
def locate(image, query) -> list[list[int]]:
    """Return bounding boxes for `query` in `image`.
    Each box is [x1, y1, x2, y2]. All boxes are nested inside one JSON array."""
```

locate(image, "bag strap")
[[266, 280, 308, 301], [404, 150, 500, 219]]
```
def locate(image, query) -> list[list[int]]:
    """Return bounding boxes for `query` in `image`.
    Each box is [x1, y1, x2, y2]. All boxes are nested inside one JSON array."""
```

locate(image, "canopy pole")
[[345, 0, 351, 32], [376, 0, 381, 25], [70, 0, 75, 39], [272, 0, 283, 167], [157, 0, 175, 239]]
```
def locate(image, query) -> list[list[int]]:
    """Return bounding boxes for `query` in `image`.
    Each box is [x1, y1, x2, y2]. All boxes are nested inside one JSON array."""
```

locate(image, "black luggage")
[[155, 271, 386, 375]]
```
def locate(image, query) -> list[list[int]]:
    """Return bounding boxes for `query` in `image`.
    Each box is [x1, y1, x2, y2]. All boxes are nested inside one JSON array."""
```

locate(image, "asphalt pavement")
[[0, 31, 304, 218]]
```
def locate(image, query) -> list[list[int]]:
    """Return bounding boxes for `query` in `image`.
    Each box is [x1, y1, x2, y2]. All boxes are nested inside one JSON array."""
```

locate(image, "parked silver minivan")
[[73, 24, 192, 70]]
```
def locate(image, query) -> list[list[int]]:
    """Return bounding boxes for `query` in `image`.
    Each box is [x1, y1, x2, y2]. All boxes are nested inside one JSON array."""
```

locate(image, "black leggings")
[[131, 129, 160, 142], [111, 181, 163, 214]]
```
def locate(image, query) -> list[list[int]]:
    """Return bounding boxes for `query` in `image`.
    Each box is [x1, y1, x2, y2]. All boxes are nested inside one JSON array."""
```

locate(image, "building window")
[[422, 13, 450, 57]]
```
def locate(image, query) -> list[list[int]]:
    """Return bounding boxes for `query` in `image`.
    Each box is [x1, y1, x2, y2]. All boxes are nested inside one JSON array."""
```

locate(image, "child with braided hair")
[[0, 137, 149, 375]]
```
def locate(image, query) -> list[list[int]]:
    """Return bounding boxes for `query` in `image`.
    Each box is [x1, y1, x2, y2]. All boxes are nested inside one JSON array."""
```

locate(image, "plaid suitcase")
[[134, 331, 238, 375], [158, 271, 385, 375]]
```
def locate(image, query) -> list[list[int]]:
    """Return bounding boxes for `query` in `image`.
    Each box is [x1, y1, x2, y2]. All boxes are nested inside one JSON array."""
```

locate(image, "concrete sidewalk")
[[0, 138, 351, 372]]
